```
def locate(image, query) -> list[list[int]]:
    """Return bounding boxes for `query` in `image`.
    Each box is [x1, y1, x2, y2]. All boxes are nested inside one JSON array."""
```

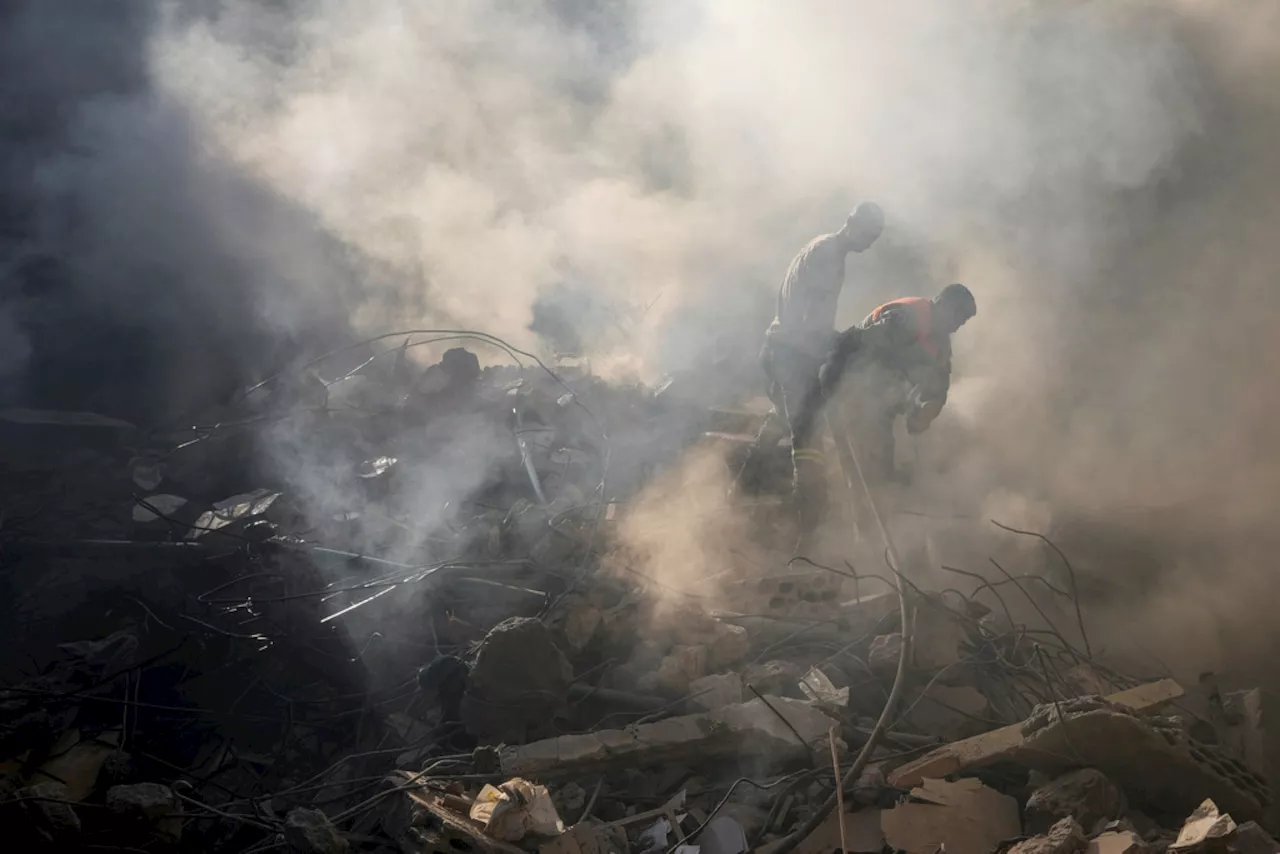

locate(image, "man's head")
[[838, 201, 884, 252], [933, 283, 976, 333]]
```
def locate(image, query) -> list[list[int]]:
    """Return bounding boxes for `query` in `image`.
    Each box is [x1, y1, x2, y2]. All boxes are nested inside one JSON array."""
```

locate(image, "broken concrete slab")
[[899, 696, 1268, 825], [1170, 799, 1236, 851], [645, 645, 709, 695], [498, 696, 834, 778], [1086, 829, 1148, 854], [880, 777, 1020, 854], [1025, 769, 1126, 836], [31, 728, 121, 800], [889, 679, 1186, 787], [1009, 817, 1087, 854], [1012, 707, 1268, 824], [688, 672, 743, 711], [743, 660, 805, 698]]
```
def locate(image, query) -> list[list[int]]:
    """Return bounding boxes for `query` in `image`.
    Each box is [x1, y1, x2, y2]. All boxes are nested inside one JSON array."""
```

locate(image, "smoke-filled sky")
[[5, 0, 1280, 673]]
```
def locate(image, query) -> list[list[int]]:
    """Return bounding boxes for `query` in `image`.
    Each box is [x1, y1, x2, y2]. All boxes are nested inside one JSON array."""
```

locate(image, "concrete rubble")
[[2, 347, 1279, 854]]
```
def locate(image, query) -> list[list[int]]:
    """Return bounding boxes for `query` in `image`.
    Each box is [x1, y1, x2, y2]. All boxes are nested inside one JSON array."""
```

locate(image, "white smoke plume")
[[7, 0, 1280, 681]]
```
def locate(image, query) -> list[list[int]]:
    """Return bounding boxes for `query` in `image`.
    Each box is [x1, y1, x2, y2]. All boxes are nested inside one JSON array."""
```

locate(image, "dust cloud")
[[5, 1, 1280, 681]]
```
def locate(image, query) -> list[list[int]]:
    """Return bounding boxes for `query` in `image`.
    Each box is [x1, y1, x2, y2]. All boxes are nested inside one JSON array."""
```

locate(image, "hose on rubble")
[[768, 417, 916, 854]]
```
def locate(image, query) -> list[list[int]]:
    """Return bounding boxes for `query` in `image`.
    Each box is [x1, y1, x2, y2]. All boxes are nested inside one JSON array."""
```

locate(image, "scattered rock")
[[285, 807, 349, 854], [1231, 821, 1280, 854], [743, 660, 804, 697], [911, 606, 968, 672], [107, 782, 178, 818], [851, 764, 886, 806], [1025, 769, 1126, 835], [1010, 816, 1088, 854], [552, 782, 587, 821], [107, 782, 183, 842], [461, 617, 574, 742], [1170, 799, 1236, 852], [1086, 829, 1148, 854], [688, 672, 744, 711], [646, 645, 708, 695], [868, 633, 904, 674], [17, 781, 81, 841], [706, 623, 751, 669], [548, 595, 602, 653]]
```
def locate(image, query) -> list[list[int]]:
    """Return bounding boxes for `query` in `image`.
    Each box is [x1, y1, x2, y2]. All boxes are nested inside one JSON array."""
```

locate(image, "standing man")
[[757, 202, 885, 532]]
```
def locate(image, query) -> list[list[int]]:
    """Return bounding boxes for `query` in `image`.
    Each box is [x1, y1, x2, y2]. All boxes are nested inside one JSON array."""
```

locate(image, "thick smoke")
[[6, 1, 1280, 681]]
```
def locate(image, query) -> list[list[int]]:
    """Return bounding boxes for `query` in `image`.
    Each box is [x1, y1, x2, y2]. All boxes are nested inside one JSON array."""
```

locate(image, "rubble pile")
[[0, 341, 1277, 852]]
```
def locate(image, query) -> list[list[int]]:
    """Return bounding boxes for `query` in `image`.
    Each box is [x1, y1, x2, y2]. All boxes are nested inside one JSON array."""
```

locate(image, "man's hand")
[[906, 398, 942, 435]]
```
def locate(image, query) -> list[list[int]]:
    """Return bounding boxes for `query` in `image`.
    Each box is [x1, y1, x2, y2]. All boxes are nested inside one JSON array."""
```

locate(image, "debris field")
[[0, 337, 1275, 853]]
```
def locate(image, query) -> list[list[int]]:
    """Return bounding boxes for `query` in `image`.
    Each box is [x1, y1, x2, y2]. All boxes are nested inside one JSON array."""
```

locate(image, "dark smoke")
[[0, 0, 361, 422]]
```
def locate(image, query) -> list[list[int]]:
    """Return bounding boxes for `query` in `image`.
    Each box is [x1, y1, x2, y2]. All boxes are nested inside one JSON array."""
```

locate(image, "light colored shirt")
[[765, 233, 849, 359]]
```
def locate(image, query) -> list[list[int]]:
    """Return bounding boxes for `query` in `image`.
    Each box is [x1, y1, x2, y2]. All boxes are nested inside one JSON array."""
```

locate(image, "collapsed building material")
[[383, 775, 527, 854], [889, 679, 1186, 786], [1009, 816, 1088, 854], [772, 807, 884, 854], [1231, 821, 1280, 854], [901, 686, 1271, 825], [285, 807, 350, 854], [16, 781, 81, 842], [498, 696, 835, 778], [743, 661, 806, 697], [106, 783, 183, 842], [688, 672, 744, 711], [880, 778, 1022, 854], [462, 617, 575, 743], [1223, 688, 1280, 832], [469, 778, 565, 842], [1170, 799, 1237, 851], [771, 778, 1020, 854], [1025, 769, 1127, 836], [1085, 828, 1148, 854]]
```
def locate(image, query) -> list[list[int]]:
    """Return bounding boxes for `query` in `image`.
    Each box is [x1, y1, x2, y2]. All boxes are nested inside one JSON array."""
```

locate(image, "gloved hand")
[[905, 399, 942, 435]]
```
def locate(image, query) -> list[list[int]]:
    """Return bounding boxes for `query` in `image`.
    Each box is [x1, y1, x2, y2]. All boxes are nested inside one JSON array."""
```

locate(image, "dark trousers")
[[759, 339, 827, 529]]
